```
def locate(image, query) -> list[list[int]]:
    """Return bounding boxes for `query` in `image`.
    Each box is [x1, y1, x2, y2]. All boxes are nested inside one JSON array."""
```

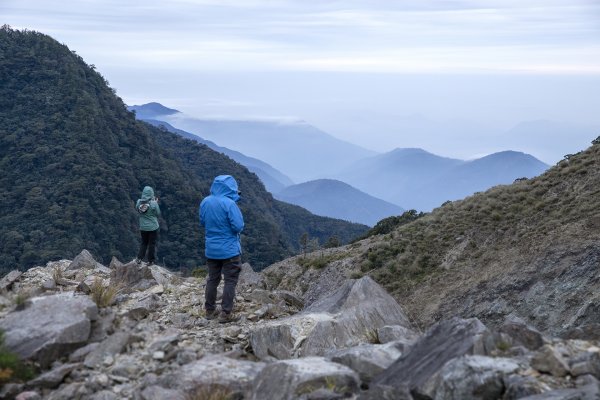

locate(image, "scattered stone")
[[108, 256, 123, 270], [531, 344, 571, 377], [251, 357, 360, 400], [563, 323, 600, 341], [124, 293, 162, 320], [356, 385, 413, 400], [68, 342, 100, 363], [570, 351, 600, 378], [46, 382, 89, 400], [238, 263, 265, 289], [152, 351, 165, 360], [0, 293, 98, 368]]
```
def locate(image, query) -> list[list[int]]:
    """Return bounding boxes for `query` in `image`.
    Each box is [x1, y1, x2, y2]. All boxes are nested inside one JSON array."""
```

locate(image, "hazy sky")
[[3, 0, 600, 161]]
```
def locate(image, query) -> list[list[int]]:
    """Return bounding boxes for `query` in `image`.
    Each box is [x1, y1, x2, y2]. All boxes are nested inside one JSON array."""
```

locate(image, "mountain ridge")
[[275, 179, 404, 226]]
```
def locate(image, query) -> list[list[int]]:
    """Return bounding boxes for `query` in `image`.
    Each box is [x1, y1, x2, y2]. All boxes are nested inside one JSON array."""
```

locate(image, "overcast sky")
[[3, 0, 600, 161]]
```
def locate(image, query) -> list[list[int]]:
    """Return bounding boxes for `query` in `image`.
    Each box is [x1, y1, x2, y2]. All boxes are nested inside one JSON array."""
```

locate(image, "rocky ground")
[[0, 250, 599, 399]]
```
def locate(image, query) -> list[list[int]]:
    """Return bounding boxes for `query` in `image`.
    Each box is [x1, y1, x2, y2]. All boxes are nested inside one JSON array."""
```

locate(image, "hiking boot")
[[205, 309, 219, 320], [218, 311, 239, 324]]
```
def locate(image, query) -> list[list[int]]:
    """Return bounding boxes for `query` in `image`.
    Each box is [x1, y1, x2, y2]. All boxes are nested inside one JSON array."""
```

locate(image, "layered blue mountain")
[[275, 179, 404, 226], [337, 148, 549, 211], [128, 106, 294, 193], [156, 114, 376, 182], [0, 27, 367, 272]]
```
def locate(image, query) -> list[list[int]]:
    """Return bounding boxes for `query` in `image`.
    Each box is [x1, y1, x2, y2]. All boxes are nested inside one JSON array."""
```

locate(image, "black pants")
[[205, 255, 242, 314], [137, 229, 158, 263]]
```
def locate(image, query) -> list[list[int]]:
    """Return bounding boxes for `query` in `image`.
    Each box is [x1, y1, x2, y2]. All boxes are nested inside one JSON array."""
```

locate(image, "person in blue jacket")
[[200, 175, 244, 323]]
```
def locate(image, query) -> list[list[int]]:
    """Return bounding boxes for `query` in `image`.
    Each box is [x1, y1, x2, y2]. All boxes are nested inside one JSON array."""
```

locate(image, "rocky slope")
[[264, 138, 600, 338], [1, 252, 600, 399]]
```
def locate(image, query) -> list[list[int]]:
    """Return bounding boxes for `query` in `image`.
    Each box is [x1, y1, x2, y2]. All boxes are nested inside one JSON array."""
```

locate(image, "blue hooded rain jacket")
[[200, 175, 244, 259]]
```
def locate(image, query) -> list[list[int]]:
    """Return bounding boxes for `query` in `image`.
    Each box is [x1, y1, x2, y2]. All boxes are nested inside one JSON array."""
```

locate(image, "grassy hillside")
[[265, 138, 600, 334], [0, 26, 367, 273]]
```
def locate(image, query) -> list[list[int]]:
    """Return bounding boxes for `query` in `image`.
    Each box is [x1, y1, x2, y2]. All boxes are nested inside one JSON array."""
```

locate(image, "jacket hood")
[[210, 175, 240, 202], [141, 186, 155, 201]]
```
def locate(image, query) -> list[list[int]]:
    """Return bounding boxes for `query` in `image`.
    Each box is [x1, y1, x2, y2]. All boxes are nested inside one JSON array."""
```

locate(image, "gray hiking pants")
[[205, 255, 242, 314]]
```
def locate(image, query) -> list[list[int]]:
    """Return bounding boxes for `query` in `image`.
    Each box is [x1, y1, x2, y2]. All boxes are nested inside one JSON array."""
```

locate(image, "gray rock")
[[275, 290, 305, 309], [372, 317, 489, 396], [0, 293, 97, 368], [68, 342, 100, 362], [67, 249, 102, 271], [251, 357, 360, 400], [377, 325, 420, 345], [84, 331, 136, 368], [140, 386, 186, 400], [571, 352, 600, 378], [247, 288, 277, 304], [89, 309, 116, 342], [531, 344, 570, 377], [503, 374, 546, 399], [15, 392, 42, 400], [46, 382, 89, 400], [0, 270, 22, 292], [41, 279, 57, 291], [563, 323, 600, 341], [238, 262, 264, 289], [110, 262, 157, 292], [0, 383, 24, 399], [421, 355, 520, 399], [159, 355, 265, 397], [357, 385, 413, 400], [520, 380, 600, 400], [250, 277, 412, 360], [327, 342, 402, 383], [27, 362, 81, 389], [125, 293, 161, 320], [89, 390, 119, 400], [499, 315, 545, 350], [108, 256, 123, 270], [148, 329, 181, 353]]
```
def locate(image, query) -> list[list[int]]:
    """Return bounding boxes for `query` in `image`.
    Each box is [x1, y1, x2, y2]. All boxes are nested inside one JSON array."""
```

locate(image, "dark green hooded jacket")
[[136, 186, 161, 231]]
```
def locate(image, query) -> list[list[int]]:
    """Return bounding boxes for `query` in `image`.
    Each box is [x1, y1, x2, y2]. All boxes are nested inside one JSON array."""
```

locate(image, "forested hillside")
[[0, 26, 367, 274]]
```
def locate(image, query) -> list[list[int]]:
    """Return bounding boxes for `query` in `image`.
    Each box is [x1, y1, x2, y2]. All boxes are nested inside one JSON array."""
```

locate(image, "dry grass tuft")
[[89, 277, 120, 308]]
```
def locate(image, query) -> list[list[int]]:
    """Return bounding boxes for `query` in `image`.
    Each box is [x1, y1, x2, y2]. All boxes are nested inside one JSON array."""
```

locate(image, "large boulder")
[[251, 357, 360, 400], [499, 315, 545, 350], [371, 317, 490, 398], [110, 262, 157, 292], [0, 293, 98, 368], [250, 277, 412, 360], [420, 355, 521, 399], [157, 355, 265, 398]]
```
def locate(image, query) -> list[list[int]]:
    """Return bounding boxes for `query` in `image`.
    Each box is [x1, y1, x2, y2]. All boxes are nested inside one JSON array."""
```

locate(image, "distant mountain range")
[[275, 179, 404, 226], [128, 106, 294, 193], [336, 148, 549, 211], [154, 113, 376, 182]]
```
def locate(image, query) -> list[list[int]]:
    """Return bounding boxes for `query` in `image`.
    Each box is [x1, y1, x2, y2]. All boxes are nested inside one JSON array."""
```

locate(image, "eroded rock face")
[[110, 262, 157, 292], [250, 276, 412, 360], [371, 317, 489, 397], [251, 357, 360, 400], [0, 270, 22, 292], [0, 293, 97, 368]]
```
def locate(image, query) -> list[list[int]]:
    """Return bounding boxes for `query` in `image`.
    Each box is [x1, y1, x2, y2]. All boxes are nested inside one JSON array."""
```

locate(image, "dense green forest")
[[0, 26, 367, 274]]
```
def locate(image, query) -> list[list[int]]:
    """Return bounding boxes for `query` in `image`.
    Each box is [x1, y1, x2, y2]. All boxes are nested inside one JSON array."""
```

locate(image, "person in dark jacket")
[[135, 186, 161, 265], [200, 175, 244, 323]]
